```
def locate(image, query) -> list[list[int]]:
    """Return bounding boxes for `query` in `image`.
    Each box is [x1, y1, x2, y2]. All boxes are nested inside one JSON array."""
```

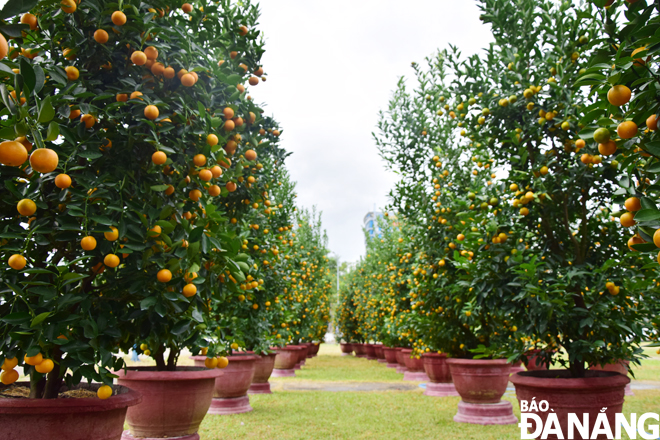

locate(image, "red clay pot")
[[422, 353, 452, 383], [116, 367, 221, 439], [422, 353, 459, 397], [510, 370, 630, 440], [395, 347, 409, 373], [401, 348, 430, 381], [590, 360, 633, 396], [354, 343, 367, 358], [272, 345, 303, 377], [193, 354, 258, 415], [340, 343, 353, 356], [294, 344, 310, 369], [446, 359, 511, 404], [310, 342, 321, 357], [364, 343, 377, 360], [374, 344, 385, 360], [524, 350, 550, 371], [0, 383, 141, 440], [249, 352, 277, 394], [382, 346, 399, 368]]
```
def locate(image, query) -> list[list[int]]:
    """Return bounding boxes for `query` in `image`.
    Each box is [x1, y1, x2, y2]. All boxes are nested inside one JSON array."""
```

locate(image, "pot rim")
[[191, 354, 260, 362], [271, 345, 305, 351], [510, 369, 631, 389], [422, 352, 448, 359], [115, 366, 223, 381], [0, 383, 141, 412], [446, 358, 509, 366]]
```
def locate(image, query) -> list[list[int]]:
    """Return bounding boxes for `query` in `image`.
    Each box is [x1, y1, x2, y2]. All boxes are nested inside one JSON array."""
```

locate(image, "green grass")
[[273, 344, 403, 382], [199, 388, 660, 440]]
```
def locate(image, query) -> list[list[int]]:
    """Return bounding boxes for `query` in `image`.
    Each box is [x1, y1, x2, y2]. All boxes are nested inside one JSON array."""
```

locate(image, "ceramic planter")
[[294, 344, 310, 370], [510, 370, 630, 440], [401, 349, 430, 381], [340, 343, 353, 356], [272, 345, 304, 377], [374, 344, 386, 363], [310, 342, 321, 357], [248, 352, 277, 394], [116, 367, 221, 439], [364, 343, 377, 360], [0, 383, 141, 440], [192, 354, 258, 415], [382, 346, 399, 368], [353, 343, 367, 358], [422, 353, 459, 397], [590, 360, 633, 396], [394, 347, 409, 374], [446, 359, 517, 425]]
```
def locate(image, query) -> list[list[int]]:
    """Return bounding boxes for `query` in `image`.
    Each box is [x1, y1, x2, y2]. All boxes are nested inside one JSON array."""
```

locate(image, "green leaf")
[[0, 0, 39, 20], [1, 312, 30, 324], [189, 226, 205, 242], [197, 101, 206, 117], [33, 65, 44, 95], [38, 96, 55, 123], [45, 121, 60, 141], [0, 23, 29, 37], [89, 215, 113, 225], [150, 184, 170, 191], [30, 312, 50, 328], [634, 209, 660, 222], [140, 296, 157, 310], [19, 58, 35, 94], [225, 74, 243, 86]]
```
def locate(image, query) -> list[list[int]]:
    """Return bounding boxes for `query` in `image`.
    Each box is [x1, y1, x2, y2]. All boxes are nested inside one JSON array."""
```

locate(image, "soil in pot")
[[510, 369, 630, 440], [0, 382, 141, 440], [116, 366, 221, 439]]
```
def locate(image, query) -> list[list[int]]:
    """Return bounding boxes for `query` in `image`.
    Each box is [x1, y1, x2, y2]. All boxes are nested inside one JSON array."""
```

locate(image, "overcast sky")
[[252, 1, 494, 263]]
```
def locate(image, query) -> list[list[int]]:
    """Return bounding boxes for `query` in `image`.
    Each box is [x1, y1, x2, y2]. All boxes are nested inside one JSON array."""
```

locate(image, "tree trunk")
[[29, 374, 45, 399], [153, 347, 166, 371], [43, 347, 63, 399], [166, 346, 179, 371]]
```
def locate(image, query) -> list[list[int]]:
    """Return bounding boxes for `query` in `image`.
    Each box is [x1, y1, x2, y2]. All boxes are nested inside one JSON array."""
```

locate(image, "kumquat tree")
[[0, 0, 331, 401]]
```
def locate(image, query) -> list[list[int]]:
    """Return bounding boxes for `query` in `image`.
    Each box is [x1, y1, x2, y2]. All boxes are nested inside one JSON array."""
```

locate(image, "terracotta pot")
[[422, 353, 452, 383], [271, 345, 303, 377], [340, 343, 353, 356], [310, 342, 321, 356], [364, 343, 377, 360], [394, 347, 409, 373], [294, 344, 310, 369], [192, 354, 258, 415], [0, 383, 140, 440], [524, 350, 550, 371], [446, 359, 511, 404], [354, 343, 367, 358], [374, 344, 385, 360], [590, 360, 633, 396], [249, 352, 277, 394], [382, 346, 399, 368], [401, 348, 430, 381], [510, 370, 630, 440], [422, 353, 459, 397], [510, 360, 525, 375], [116, 367, 221, 439], [302, 342, 315, 359]]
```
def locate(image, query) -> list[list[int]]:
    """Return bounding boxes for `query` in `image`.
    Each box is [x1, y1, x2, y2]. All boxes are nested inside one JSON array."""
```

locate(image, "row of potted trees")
[[0, 0, 331, 439], [337, 0, 660, 436]]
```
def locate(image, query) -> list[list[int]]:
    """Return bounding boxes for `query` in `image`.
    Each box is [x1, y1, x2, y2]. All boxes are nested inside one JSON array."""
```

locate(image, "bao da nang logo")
[[519, 398, 659, 439]]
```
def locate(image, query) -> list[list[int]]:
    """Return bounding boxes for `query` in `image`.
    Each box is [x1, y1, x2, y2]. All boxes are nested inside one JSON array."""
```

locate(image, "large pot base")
[[271, 368, 295, 377], [386, 362, 398, 368], [403, 371, 430, 381], [207, 396, 252, 415], [248, 382, 272, 394], [366, 355, 377, 360], [424, 382, 459, 397], [122, 431, 199, 440], [395, 365, 408, 374], [453, 400, 517, 425]]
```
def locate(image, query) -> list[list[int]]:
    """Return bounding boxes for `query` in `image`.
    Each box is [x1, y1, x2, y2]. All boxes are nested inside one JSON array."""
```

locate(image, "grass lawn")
[[195, 343, 660, 439]]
